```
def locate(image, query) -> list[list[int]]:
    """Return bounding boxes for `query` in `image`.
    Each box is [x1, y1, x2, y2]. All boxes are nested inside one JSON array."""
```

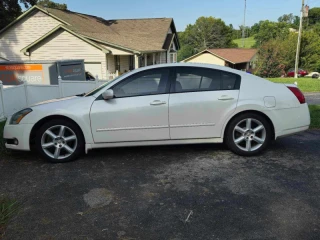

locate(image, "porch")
[[105, 51, 177, 79]]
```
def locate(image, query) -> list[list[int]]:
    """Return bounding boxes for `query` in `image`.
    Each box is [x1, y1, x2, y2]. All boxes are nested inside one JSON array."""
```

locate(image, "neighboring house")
[[182, 48, 257, 71], [0, 6, 180, 79], [289, 28, 298, 33]]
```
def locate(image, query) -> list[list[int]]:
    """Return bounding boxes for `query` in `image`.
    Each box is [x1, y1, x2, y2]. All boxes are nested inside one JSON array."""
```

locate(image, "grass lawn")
[[309, 105, 320, 129], [0, 120, 6, 157], [267, 77, 320, 93], [0, 198, 19, 238], [233, 37, 256, 48]]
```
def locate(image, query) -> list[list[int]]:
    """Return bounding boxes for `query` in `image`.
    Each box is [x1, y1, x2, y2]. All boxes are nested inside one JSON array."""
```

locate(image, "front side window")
[[112, 68, 170, 98]]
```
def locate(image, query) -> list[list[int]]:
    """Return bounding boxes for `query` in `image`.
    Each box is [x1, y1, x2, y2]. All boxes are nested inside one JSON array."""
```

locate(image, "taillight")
[[287, 86, 306, 104]]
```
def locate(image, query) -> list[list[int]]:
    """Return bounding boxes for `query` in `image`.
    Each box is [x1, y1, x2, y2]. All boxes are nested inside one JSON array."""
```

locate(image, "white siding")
[[85, 63, 102, 79], [160, 52, 167, 64], [30, 29, 107, 78], [0, 10, 60, 61], [171, 41, 176, 51], [184, 53, 225, 66]]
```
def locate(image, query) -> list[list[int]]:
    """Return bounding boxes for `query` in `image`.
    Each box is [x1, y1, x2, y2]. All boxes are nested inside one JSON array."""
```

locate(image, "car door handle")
[[218, 95, 234, 101], [150, 100, 167, 105]]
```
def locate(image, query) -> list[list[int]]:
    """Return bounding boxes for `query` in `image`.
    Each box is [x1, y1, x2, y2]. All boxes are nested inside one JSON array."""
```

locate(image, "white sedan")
[[3, 63, 310, 163]]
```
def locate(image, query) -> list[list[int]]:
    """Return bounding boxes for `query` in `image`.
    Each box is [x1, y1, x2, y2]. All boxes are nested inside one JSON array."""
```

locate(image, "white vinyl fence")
[[0, 79, 108, 121]]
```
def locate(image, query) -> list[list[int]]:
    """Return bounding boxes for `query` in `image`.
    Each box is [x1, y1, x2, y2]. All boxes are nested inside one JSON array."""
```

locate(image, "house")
[[182, 48, 257, 71], [0, 6, 180, 79]]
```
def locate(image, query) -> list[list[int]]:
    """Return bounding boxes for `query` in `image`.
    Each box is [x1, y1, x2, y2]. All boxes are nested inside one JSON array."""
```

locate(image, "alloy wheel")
[[232, 118, 266, 152], [41, 125, 78, 160]]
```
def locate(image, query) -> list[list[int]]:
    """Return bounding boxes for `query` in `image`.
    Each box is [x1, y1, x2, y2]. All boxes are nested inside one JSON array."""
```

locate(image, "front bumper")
[[3, 122, 33, 151]]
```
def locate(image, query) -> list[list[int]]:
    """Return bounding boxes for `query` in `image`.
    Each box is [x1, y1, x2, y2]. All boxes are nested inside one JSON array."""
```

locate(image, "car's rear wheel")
[[35, 119, 84, 163], [225, 113, 272, 156]]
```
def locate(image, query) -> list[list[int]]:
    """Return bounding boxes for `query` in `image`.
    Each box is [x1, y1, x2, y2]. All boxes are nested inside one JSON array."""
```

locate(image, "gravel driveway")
[[1, 130, 320, 240]]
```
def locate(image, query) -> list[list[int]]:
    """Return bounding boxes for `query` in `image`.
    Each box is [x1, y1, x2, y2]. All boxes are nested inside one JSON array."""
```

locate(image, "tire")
[[224, 113, 272, 156], [35, 119, 84, 163], [312, 74, 319, 79]]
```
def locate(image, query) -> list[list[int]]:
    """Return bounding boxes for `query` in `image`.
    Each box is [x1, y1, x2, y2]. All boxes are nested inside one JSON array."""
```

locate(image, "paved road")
[[305, 92, 320, 105], [1, 130, 320, 240]]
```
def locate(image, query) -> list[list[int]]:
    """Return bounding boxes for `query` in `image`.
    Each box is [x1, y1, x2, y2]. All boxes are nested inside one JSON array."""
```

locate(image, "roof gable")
[[0, 5, 179, 53], [208, 48, 257, 64], [21, 25, 110, 54], [183, 48, 257, 64], [0, 6, 68, 35]]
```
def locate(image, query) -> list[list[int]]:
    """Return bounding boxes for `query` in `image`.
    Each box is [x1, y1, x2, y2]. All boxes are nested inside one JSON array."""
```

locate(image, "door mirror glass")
[[102, 89, 114, 100]]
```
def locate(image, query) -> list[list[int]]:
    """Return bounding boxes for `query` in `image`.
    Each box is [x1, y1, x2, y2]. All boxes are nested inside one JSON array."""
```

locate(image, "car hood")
[[31, 96, 79, 107]]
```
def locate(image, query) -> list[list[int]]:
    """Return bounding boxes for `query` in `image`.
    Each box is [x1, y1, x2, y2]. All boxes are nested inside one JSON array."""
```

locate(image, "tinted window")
[[112, 69, 169, 97], [221, 71, 239, 90], [173, 67, 221, 93]]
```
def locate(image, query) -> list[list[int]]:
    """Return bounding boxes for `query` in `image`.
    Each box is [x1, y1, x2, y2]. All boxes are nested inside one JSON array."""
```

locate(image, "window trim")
[[170, 67, 241, 94], [106, 67, 172, 99]]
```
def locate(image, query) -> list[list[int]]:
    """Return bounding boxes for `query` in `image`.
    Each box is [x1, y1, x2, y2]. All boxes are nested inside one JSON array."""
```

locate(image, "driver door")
[[90, 68, 171, 143]]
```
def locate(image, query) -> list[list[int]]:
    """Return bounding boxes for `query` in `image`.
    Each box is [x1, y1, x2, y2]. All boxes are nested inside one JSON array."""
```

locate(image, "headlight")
[[10, 108, 33, 125]]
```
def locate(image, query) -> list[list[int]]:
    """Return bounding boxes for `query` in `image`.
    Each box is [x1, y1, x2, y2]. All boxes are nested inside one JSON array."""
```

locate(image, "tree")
[[278, 13, 300, 29], [308, 7, 320, 25], [37, 0, 67, 10], [0, 0, 37, 29], [180, 16, 237, 54], [250, 21, 262, 35], [255, 30, 320, 77], [255, 39, 286, 78], [254, 20, 290, 46], [299, 31, 320, 72], [177, 45, 195, 62]]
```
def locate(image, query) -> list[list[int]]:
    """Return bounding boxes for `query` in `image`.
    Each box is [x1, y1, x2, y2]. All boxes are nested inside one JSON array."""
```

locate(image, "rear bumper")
[[274, 103, 310, 138], [3, 122, 33, 151], [277, 125, 309, 138]]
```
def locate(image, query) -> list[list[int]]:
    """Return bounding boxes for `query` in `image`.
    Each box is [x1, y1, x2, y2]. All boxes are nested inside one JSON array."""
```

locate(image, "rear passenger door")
[[169, 67, 240, 139]]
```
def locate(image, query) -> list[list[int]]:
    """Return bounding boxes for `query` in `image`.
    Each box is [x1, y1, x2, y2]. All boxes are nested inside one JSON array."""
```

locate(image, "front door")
[[169, 67, 240, 139], [90, 68, 171, 143]]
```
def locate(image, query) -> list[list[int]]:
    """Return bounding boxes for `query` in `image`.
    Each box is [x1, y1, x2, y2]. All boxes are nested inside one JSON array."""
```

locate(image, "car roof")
[[135, 63, 248, 76]]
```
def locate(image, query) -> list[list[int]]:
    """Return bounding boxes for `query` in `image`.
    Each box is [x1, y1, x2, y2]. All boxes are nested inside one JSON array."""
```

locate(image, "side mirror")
[[102, 89, 114, 100]]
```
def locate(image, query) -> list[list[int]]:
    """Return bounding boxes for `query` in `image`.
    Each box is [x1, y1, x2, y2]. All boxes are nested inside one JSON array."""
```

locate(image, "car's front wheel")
[[35, 119, 84, 163], [225, 113, 272, 156]]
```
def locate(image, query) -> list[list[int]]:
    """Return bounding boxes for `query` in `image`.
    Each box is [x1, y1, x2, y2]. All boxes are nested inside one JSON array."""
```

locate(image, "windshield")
[[85, 72, 132, 97], [85, 76, 119, 97]]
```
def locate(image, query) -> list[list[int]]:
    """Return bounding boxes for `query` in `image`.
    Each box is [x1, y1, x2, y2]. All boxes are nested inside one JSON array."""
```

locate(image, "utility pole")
[[294, 0, 305, 78], [242, 0, 247, 48]]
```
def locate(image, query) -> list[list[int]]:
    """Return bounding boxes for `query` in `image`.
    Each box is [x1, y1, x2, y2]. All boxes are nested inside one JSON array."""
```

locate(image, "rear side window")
[[221, 71, 240, 90], [173, 67, 221, 93], [172, 67, 241, 93]]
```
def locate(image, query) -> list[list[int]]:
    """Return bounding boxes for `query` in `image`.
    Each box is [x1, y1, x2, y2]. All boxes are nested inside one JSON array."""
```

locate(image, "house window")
[[115, 55, 120, 71], [170, 53, 177, 63]]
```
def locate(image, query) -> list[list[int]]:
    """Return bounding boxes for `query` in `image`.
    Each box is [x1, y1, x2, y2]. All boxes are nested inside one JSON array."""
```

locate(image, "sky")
[[49, 0, 319, 31]]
